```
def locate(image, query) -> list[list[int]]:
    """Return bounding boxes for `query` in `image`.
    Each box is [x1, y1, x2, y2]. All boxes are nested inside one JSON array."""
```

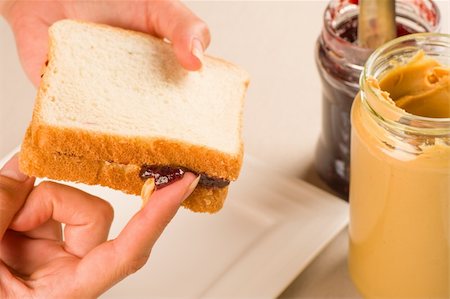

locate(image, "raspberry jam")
[[140, 166, 185, 189], [315, 0, 440, 199], [140, 165, 230, 189]]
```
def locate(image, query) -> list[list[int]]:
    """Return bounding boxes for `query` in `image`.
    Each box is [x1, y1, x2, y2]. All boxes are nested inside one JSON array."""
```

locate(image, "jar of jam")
[[349, 33, 450, 298], [315, 0, 440, 198]]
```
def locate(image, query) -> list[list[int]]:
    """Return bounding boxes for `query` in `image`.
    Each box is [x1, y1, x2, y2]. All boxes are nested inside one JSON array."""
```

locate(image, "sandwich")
[[19, 20, 249, 213]]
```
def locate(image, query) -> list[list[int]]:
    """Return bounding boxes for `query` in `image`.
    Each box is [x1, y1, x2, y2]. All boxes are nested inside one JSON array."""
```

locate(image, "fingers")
[[147, 1, 211, 71], [8, 0, 210, 89], [0, 154, 35, 241], [0, 218, 62, 275], [6, 0, 211, 88], [15, 29, 49, 88], [11, 181, 114, 258], [76, 173, 199, 297], [1, 229, 66, 277], [115, 173, 199, 254], [21, 218, 62, 241], [6, 1, 63, 87], [8, 13, 50, 87], [1, 215, 63, 277], [0, 260, 31, 298]]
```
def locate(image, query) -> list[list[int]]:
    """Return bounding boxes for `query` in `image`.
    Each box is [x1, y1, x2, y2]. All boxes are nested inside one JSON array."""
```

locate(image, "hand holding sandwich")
[[0, 0, 249, 296], [0, 0, 210, 86], [0, 154, 199, 298]]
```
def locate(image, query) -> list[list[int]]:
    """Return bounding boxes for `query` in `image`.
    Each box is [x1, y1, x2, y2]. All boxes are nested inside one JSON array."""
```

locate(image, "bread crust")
[[20, 128, 227, 213], [30, 123, 243, 181]]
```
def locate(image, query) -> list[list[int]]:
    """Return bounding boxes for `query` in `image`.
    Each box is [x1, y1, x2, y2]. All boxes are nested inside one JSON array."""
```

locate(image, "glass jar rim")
[[322, 0, 441, 57], [322, 1, 372, 62], [361, 33, 450, 135]]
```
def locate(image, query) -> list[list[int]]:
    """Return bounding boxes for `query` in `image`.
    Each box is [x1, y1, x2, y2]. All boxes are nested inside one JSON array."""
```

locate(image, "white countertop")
[[1, 1, 449, 298]]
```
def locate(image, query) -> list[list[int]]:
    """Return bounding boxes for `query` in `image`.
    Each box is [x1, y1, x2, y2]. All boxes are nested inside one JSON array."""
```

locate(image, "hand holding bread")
[[0, 154, 199, 298], [1, 0, 210, 86], [0, 0, 249, 298]]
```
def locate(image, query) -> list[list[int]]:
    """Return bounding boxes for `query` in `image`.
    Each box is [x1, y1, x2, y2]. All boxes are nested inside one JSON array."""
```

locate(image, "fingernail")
[[182, 175, 200, 202], [191, 38, 204, 65], [141, 178, 155, 208], [0, 155, 28, 182]]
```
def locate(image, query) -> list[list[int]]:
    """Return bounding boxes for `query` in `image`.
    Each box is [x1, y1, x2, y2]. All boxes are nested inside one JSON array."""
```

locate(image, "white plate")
[[1, 148, 348, 298]]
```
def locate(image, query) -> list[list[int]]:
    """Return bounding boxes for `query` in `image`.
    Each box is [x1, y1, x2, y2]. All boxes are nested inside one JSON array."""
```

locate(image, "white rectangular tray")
[[1, 149, 348, 298]]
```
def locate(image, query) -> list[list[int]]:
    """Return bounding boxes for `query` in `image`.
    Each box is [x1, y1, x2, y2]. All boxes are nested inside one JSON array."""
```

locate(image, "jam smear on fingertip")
[[139, 165, 230, 190]]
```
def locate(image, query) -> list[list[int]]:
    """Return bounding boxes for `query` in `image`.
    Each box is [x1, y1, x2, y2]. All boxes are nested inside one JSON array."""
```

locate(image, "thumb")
[[0, 154, 35, 240], [171, 19, 210, 71], [148, 1, 211, 71]]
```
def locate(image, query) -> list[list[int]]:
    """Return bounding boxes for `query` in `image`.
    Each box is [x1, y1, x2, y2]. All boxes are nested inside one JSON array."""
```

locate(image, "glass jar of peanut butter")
[[349, 33, 450, 298], [315, 0, 440, 198]]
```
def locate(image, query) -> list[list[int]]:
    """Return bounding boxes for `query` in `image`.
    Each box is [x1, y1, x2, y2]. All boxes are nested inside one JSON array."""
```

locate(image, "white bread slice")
[[19, 19, 249, 213]]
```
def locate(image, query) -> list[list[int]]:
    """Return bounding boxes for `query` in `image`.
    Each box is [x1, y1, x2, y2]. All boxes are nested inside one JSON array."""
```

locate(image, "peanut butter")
[[349, 50, 450, 298], [372, 51, 450, 118]]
